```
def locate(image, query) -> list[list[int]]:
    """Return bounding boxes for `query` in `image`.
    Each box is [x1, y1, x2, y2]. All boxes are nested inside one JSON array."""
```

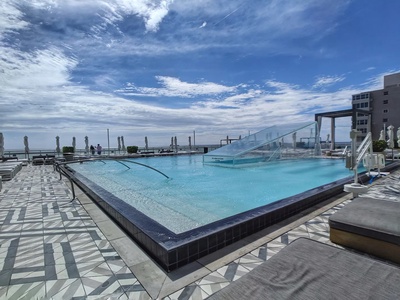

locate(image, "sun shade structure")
[[203, 121, 319, 167]]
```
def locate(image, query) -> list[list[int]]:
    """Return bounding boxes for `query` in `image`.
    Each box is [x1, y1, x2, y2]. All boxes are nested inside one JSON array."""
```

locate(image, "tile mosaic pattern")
[[0, 165, 150, 299], [164, 170, 400, 300]]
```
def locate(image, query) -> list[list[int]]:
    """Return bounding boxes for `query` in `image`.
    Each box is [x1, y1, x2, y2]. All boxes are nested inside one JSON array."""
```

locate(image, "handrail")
[[56, 164, 76, 200], [356, 132, 371, 154], [356, 139, 372, 166], [56, 157, 170, 179], [355, 133, 372, 167], [342, 146, 348, 156]]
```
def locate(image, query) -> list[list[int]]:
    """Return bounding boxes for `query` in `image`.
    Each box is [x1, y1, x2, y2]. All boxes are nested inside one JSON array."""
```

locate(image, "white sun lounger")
[[0, 161, 23, 180]]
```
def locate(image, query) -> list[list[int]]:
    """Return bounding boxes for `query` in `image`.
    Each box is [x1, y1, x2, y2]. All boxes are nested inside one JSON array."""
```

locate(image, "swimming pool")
[[69, 155, 354, 233], [62, 155, 369, 271]]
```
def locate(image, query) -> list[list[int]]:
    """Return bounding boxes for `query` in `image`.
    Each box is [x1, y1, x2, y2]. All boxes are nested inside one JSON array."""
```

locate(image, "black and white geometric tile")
[[0, 165, 150, 299]]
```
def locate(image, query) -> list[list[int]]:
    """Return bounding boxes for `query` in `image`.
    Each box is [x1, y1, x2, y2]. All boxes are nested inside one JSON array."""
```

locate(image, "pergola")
[[315, 107, 371, 150]]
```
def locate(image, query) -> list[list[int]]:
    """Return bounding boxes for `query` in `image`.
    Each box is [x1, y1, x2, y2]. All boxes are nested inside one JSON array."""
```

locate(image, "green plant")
[[127, 146, 138, 154], [372, 140, 387, 152], [62, 146, 75, 153]]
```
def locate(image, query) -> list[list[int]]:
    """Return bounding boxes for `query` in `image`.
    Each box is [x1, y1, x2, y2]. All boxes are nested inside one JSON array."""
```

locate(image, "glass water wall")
[[203, 121, 320, 167]]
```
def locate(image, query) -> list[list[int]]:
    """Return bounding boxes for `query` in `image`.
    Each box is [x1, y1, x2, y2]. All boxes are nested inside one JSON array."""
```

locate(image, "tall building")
[[353, 72, 400, 142]]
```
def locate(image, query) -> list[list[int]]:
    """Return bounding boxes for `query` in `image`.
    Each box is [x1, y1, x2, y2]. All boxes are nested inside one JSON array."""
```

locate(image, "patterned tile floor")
[[0, 164, 399, 299]]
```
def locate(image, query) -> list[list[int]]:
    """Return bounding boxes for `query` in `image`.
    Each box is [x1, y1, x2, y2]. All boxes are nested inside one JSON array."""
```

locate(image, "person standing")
[[90, 145, 95, 155], [96, 144, 102, 155]]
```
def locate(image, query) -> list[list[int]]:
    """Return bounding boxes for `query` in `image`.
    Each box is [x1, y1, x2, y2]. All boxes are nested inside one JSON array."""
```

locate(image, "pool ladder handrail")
[[54, 157, 170, 201], [56, 157, 170, 179]]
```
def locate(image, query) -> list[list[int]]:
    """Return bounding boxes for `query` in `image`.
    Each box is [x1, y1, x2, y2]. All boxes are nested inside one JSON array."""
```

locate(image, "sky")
[[1, 0, 400, 150]]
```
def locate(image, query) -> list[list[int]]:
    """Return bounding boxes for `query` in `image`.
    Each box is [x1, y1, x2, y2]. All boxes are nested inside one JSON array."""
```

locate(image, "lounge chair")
[[207, 238, 400, 299], [0, 161, 23, 180], [329, 197, 400, 264], [32, 155, 45, 165], [0, 167, 17, 180]]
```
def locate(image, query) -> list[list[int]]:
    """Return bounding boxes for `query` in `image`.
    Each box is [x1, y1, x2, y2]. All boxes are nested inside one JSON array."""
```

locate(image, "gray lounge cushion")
[[329, 197, 400, 245], [207, 238, 400, 300]]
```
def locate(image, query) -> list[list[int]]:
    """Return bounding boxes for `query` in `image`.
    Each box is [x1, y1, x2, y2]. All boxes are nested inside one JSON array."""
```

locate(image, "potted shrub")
[[372, 140, 387, 153], [62, 146, 75, 161], [127, 146, 138, 154]]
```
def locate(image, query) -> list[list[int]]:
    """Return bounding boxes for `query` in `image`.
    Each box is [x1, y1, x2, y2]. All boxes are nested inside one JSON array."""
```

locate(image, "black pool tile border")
[[60, 161, 400, 272]]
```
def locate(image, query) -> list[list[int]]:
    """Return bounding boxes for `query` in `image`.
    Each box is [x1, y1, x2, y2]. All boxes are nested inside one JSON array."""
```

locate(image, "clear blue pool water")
[[70, 155, 355, 233]]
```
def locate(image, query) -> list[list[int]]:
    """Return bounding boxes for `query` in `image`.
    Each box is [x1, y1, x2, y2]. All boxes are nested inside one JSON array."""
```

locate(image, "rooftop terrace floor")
[[0, 164, 399, 299]]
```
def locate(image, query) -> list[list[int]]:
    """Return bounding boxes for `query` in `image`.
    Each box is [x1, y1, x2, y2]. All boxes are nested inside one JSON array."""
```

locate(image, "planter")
[[63, 153, 74, 161], [127, 146, 138, 154], [372, 140, 387, 153], [62, 146, 75, 161]]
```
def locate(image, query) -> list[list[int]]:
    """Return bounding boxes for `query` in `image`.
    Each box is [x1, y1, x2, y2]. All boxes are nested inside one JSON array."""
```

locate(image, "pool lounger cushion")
[[207, 238, 400, 300], [329, 197, 400, 264]]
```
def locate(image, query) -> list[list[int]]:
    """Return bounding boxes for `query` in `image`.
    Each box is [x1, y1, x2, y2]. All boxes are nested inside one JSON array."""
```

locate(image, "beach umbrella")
[[397, 128, 400, 146], [170, 137, 173, 149], [326, 134, 330, 148], [84, 136, 89, 154], [387, 125, 395, 149], [292, 132, 297, 149], [72, 137, 76, 151], [0, 132, 4, 157], [117, 136, 121, 151], [174, 136, 178, 153], [56, 136, 60, 154], [379, 130, 385, 141], [24, 136, 29, 159], [24, 136, 29, 154], [145, 136, 148, 151], [188, 136, 191, 150], [121, 136, 126, 152]]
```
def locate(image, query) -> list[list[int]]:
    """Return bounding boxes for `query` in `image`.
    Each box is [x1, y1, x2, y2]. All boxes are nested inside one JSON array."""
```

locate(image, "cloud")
[[199, 21, 207, 29], [0, 46, 77, 89], [0, 0, 29, 35], [0, 0, 391, 150], [116, 76, 237, 98], [313, 75, 345, 89], [362, 66, 376, 72], [112, 0, 174, 32]]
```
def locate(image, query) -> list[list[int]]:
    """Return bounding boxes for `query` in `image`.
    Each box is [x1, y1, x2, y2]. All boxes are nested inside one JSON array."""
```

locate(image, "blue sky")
[[1, 0, 399, 150]]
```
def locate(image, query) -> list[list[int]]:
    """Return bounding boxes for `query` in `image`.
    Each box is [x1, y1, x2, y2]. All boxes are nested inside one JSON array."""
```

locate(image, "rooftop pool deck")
[[0, 162, 399, 299]]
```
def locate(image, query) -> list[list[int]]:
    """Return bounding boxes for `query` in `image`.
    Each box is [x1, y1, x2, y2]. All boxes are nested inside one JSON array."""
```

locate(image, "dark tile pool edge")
[[60, 161, 400, 272]]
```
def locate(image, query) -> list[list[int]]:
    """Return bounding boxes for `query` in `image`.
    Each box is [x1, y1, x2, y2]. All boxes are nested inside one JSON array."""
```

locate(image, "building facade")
[[353, 72, 400, 142]]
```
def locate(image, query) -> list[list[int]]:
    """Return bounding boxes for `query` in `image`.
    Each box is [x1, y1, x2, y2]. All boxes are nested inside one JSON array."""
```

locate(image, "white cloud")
[[0, 66, 389, 149], [0, 46, 77, 89], [363, 67, 375, 72], [117, 76, 237, 97], [313, 75, 345, 89], [0, 0, 393, 150], [113, 0, 174, 32], [0, 0, 29, 35]]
